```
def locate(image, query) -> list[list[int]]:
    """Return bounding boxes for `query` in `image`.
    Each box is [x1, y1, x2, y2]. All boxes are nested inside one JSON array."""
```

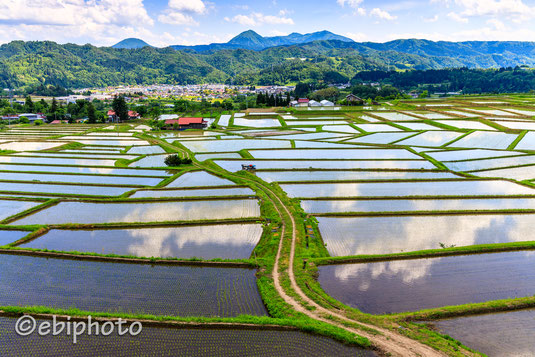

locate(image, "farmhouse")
[[296, 98, 310, 107], [107, 110, 140, 122], [164, 117, 207, 130], [345, 94, 364, 104]]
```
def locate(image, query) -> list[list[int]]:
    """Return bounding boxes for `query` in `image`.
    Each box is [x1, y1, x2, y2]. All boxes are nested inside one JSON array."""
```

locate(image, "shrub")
[[34, 119, 43, 126], [164, 154, 192, 167], [19, 116, 29, 124]]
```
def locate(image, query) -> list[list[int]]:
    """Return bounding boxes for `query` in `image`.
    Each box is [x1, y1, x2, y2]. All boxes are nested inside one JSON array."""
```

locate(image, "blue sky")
[[1, 0, 535, 46]]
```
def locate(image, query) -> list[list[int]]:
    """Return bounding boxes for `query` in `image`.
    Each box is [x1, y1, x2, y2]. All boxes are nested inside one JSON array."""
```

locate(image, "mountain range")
[[2, 30, 535, 89], [168, 30, 354, 52]]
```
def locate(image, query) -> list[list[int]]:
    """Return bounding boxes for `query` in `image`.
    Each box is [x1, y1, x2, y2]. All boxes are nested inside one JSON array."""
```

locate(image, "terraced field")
[[3, 97, 535, 356]]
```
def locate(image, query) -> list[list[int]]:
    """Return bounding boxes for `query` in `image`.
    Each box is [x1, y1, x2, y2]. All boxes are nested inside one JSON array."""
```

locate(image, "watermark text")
[[15, 315, 142, 344]]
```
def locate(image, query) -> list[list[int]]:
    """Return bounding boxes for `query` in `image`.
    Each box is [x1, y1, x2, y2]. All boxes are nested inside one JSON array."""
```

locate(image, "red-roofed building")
[[294, 98, 310, 107], [107, 110, 140, 122], [164, 117, 207, 130]]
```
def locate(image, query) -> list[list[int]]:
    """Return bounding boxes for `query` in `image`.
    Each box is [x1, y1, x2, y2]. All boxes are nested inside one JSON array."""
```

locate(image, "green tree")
[[112, 96, 128, 122], [378, 85, 400, 99], [351, 85, 378, 99], [310, 87, 339, 101], [50, 98, 58, 114], [87, 102, 97, 124], [294, 82, 311, 98], [24, 96, 34, 113], [419, 90, 429, 98]]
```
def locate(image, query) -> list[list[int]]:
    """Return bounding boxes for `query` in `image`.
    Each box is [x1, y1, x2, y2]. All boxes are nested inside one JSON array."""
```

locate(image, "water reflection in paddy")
[[215, 160, 436, 171], [131, 187, 254, 198], [0, 182, 132, 196], [166, 171, 235, 187], [316, 214, 535, 256], [249, 148, 419, 160], [181, 139, 291, 153], [13, 200, 260, 225], [0, 171, 161, 186], [0, 156, 117, 167], [0, 199, 43, 220], [0, 231, 28, 245], [318, 251, 535, 314], [281, 180, 534, 197], [20, 224, 263, 259], [305, 197, 535, 213], [433, 309, 535, 357], [0, 164, 170, 177], [257, 170, 457, 182]]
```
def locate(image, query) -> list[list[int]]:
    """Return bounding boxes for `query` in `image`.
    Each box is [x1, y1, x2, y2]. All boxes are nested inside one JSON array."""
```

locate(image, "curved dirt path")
[[259, 181, 448, 357]]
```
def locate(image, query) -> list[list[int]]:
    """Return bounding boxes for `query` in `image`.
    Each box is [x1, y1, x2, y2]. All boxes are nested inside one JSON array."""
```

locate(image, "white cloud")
[[337, 0, 366, 15], [370, 8, 397, 20], [0, 0, 153, 27], [0, 0, 160, 46], [168, 0, 207, 14], [158, 0, 209, 26], [487, 18, 506, 31], [158, 12, 198, 26], [226, 12, 294, 26], [447, 11, 468, 23], [337, 0, 364, 8], [434, 0, 535, 22]]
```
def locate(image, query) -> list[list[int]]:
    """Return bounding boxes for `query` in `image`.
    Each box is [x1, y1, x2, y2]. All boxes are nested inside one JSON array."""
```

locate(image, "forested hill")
[[2, 38, 535, 89]]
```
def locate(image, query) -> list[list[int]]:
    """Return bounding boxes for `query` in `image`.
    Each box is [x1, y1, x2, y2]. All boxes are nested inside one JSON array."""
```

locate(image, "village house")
[[345, 94, 364, 105], [107, 110, 140, 122], [163, 117, 207, 130]]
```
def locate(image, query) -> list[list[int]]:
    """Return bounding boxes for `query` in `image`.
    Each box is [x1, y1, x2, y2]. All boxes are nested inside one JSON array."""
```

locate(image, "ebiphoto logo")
[[15, 315, 142, 344]]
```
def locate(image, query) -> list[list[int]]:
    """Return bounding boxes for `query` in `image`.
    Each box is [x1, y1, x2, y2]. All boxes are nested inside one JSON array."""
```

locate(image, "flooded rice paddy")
[[432, 309, 535, 357], [316, 214, 535, 255], [0, 316, 375, 357], [318, 251, 535, 314], [0, 199, 42, 220], [248, 148, 419, 160], [0, 254, 267, 317], [20, 223, 263, 259], [130, 187, 254, 198], [166, 171, 235, 187], [12, 200, 260, 225], [215, 159, 436, 171], [280, 180, 533, 198], [256, 170, 458, 182], [0, 230, 28, 245]]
